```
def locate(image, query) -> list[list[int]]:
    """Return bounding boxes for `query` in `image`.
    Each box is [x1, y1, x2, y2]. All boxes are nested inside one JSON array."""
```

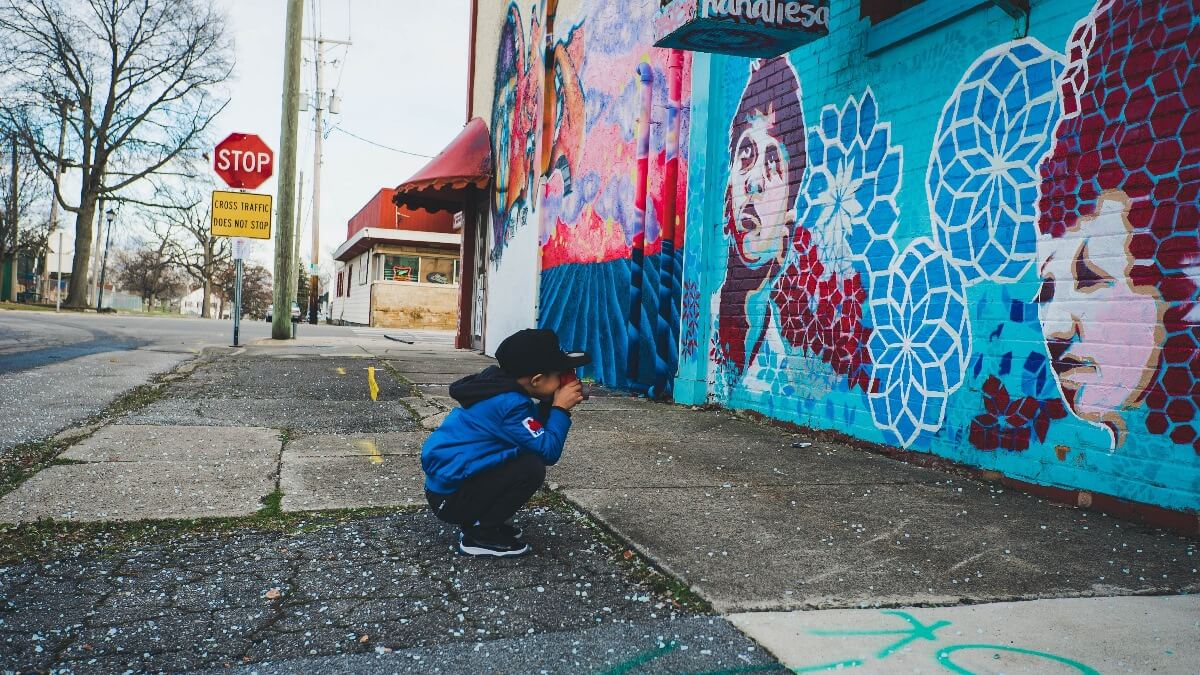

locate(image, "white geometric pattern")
[[867, 238, 972, 448], [927, 39, 1066, 284], [800, 88, 902, 280]]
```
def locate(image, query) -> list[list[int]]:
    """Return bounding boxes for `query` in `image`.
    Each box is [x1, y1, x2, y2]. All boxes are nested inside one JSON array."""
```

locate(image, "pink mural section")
[[1036, 0, 1200, 454], [536, 3, 692, 271]]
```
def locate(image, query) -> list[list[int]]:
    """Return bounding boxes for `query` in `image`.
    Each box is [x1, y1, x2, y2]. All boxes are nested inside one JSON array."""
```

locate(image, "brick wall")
[[677, 0, 1200, 512]]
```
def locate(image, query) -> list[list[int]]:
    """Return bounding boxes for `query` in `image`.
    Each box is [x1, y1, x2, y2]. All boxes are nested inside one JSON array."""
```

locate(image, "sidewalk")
[[384, 338, 1200, 673], [1, 331, 1196, 673]]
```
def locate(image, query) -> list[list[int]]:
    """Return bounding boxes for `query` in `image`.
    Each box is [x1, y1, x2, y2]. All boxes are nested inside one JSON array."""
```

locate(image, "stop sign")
[[213, 133, 274, 190]]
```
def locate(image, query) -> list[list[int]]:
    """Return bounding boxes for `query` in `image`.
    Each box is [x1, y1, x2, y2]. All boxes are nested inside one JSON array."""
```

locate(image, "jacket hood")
[[449, 366, 531, 408]]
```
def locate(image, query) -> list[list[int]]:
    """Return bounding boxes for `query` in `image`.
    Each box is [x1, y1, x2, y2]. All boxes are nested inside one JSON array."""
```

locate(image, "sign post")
[[231, 238, 247, 346], [210, 132, 275, 347]]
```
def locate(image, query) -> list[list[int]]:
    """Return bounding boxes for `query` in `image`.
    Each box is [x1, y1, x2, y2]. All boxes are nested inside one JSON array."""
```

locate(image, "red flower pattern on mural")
[[969, 376, 1068, 452], [772, 226, 875, 393]]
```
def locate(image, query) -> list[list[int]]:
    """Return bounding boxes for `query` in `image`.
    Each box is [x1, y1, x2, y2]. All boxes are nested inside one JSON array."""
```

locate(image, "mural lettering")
[[701, 0, 829, 29]]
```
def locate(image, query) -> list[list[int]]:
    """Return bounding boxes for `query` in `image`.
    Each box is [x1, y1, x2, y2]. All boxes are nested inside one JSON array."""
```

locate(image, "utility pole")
[[7, 136, 17, 303], [291, 170, 304, 313], [302, 34, 349, 325], [272, 0, 304, 340], [42, 99, 70, 304]]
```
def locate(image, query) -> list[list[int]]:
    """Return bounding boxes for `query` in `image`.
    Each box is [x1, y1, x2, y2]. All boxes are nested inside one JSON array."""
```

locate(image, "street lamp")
[[95, 208, 115, 310]]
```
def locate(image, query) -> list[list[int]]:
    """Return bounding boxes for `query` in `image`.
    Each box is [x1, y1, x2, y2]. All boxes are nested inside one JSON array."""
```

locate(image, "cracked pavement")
[[2, 509, 775, 673]]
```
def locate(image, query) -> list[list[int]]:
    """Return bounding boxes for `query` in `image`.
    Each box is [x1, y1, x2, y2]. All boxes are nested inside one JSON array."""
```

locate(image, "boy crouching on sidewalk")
[[421, 328, 589, 557]]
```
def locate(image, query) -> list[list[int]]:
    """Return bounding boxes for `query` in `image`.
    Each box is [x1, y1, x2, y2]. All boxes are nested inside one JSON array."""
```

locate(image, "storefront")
[[328, 192, 462, 330]]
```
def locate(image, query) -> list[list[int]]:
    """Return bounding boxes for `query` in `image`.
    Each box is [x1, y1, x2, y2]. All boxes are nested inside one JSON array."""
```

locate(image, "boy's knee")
[[515, 453, 546, 484]]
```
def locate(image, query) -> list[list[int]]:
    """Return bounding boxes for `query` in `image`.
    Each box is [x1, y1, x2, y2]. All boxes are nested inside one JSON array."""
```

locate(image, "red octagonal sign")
[[213, 133, 274, 190]]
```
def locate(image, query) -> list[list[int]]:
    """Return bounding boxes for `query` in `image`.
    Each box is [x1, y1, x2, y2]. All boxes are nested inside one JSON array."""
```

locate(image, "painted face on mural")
[[730, 111, 792, 269], [715, 56, 806, 374], [1037, 192, 1165, 443]]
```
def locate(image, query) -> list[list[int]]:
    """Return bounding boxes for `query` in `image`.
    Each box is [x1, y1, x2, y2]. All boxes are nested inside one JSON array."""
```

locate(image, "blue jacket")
[[421, 366, 572, 494]]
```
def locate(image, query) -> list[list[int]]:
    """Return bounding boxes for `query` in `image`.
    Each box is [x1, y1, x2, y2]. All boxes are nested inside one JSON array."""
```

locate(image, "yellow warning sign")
[[211, 190, 272, 240]]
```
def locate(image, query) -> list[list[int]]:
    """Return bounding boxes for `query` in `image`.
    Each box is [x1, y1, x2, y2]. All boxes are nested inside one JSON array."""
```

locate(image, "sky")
[[210, 0, 470, 272]]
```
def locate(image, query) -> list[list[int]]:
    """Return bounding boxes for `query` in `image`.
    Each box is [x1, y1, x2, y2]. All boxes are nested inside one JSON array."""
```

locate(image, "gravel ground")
[[0, 507, 779, 673]]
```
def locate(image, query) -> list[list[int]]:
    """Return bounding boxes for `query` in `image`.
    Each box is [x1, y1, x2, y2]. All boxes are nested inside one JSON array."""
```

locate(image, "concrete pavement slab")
[[563, 481, 1200, 612], [61, 424, 281, 464], [729, 595, 1200, 674], [0, 425, 280, 522], [282, 432, 426, 459], [166, 356, 413, 401], [553, 421, 944, 489], [280, 451, 425, 512], [279, 431, 428, 511], [0, 463, 273, 523], [120, 398, 417, 434], [397, 396, 447, 419], [379, 359, 488, 375], [395, 371, 472, 385], [412, 384, 451, 398]]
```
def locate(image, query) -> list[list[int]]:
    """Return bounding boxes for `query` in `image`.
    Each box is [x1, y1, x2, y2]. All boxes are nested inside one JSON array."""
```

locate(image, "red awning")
[[393, 117, 492, 213]]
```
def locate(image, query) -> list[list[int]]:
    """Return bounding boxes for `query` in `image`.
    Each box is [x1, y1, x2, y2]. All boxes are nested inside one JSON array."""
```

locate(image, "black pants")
[[425, 453, 546, 529]]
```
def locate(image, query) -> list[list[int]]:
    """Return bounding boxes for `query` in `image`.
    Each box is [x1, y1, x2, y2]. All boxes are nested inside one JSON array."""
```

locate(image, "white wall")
[[475, 0, 544, 356], [483, 215, 539, 354], [330, 253, 372, 325]]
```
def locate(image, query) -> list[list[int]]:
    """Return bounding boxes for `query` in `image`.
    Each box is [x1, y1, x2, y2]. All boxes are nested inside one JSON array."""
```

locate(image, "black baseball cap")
[[496, 328, 591, 377]]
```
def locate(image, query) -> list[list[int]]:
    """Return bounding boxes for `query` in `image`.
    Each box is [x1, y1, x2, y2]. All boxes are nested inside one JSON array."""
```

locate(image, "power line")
[[329, 126, 435, 158]]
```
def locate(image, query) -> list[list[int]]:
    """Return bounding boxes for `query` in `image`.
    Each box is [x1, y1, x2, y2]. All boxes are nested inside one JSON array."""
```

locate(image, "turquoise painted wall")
[[677, 0, 1200, 511]]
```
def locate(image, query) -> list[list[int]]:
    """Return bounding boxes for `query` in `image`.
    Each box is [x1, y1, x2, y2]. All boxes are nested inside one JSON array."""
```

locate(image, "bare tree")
[[1, 134, 51, 283], [0, 0, 233, 307], [145, 181, 229, 318], [214, 258, 271, 320], [114, 244, 184, 309]]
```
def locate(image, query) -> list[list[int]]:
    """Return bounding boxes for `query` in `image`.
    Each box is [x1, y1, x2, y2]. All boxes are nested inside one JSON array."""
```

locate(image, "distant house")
[[179, 287, 223, 318], [328, 188, 461, 329]]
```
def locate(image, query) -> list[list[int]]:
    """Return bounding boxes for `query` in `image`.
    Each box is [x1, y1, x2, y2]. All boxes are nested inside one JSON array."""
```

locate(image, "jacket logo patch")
[[522, 417, 544, 438]]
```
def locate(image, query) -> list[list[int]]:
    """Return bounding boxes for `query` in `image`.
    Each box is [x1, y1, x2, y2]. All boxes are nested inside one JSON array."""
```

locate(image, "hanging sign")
[[654, 0, 829, 58]]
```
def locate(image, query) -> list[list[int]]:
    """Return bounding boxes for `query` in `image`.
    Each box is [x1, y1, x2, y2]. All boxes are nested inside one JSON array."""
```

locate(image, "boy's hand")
[[553, 380, 585, 411]]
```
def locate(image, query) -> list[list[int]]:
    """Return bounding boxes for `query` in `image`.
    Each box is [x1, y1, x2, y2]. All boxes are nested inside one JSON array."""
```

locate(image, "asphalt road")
[[0, 310, 356, 452]]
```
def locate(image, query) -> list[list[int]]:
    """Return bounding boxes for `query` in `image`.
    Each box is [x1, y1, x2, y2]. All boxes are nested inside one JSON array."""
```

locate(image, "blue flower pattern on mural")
[[868, 239, 971, 447], [928, 39, 1066, 284], [799, 88, 902, 280]]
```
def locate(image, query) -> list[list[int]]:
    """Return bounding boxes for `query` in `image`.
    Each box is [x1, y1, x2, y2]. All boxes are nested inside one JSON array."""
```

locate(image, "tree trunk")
[[65, 191, 98, 308]]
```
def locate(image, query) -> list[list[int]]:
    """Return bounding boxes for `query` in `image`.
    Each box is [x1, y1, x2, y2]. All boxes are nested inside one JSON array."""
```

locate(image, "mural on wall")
[[691, 0, 1198, 507], [1035, 0, 1200, 454], [536, 0, 692, 393], [490, 3, 543, 261], [713, 56, 806, 378]]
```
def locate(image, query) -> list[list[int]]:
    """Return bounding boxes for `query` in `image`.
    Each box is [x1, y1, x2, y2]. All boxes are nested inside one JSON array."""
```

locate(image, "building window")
[[359, 255, 369, 284], [382, 254, 420, 282], [347, 265, 352, 297], [378, 253, 460, 284], [422, 257, 456, 285], [861, 0, 925, 24], [336, 271, 343, 297]]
